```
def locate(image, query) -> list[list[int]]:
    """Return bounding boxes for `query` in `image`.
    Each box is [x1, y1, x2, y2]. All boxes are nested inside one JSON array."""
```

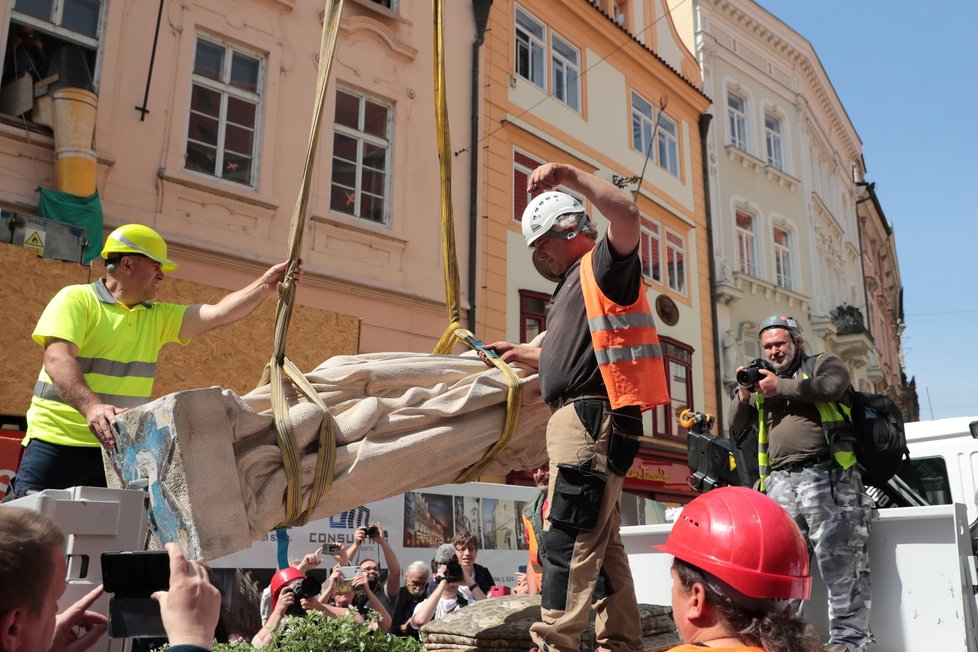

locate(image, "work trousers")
[[529, 400, 643, 652], [766, 461, 875, 652]]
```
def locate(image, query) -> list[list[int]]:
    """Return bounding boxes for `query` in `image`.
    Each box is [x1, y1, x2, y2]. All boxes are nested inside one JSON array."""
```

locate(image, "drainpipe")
[[855, 181, 875, 342], [467, 0, 492, 332], [699, 112, 724, 432]]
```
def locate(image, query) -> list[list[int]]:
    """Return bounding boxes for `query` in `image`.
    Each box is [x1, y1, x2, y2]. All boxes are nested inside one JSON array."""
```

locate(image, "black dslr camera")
[[365, 525, 380, 537], [282, 576, 323, 617], [443, 559, 465, 583], [736, 358, 776, 386]]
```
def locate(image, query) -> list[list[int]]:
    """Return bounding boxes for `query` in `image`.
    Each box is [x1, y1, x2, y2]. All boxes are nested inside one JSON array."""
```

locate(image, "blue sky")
[[755, 0, 978, 420]]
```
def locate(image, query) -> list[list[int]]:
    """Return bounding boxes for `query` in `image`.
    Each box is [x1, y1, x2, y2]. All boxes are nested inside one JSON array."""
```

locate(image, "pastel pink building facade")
[[0, 0, 477, 356]]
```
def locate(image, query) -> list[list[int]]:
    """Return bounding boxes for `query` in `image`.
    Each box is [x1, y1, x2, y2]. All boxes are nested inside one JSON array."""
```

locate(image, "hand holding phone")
[[151, 543, 221, 648]]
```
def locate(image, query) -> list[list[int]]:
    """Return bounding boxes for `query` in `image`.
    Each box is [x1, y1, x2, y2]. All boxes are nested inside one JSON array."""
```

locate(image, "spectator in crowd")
[[0, 507, 220, 652], [345, 523, 400, 617], [258, 545, 348, 626], [317, 565, 365, 622], [7, 224, 299, 499], [0, 507, 106, 652], [390, 561, 430, 640], [451, 531, 493, 596], [410, 545, 482, 630], [656, 486, 820, 652], [253, 565, 360, 648], [349, 569, 392, 632]]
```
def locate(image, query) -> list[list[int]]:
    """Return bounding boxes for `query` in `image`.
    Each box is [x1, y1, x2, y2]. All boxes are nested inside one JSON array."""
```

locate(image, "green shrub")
[[155, 612, 422, 652]]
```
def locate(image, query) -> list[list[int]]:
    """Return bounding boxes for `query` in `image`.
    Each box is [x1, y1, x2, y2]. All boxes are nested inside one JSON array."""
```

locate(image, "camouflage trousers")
[[766, 461, 876, 652]]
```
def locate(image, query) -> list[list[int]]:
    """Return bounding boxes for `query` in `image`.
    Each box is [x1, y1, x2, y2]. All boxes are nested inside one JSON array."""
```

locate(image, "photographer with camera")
[[729, 314, 873, 652], [345, 522, 401, 616], [251, 567, 329, 648], [348, 567, 392, 632], [409, 544, 483, 630], [258, 545, 348, 626]]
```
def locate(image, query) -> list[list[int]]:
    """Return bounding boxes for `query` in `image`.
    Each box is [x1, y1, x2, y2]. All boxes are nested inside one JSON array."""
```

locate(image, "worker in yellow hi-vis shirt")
[[6, 224, 299, 500]]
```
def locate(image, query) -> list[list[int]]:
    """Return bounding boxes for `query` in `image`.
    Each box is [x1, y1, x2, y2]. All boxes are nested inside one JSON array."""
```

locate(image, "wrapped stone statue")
[[106, 348, 549, 561]]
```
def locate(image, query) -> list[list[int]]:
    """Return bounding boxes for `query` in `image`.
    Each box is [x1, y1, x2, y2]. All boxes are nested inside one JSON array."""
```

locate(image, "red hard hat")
[[270, 567, 305, 610], [655, 486, 811, 600]]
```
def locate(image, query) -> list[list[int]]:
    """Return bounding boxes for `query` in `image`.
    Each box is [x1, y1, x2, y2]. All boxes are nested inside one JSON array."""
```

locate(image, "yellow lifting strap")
[[428, 0, 523, 483], [259, 0, 345, 529]]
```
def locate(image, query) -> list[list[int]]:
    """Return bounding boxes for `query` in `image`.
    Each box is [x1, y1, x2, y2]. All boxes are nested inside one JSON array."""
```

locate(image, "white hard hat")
[[521, 191, 585, 247]]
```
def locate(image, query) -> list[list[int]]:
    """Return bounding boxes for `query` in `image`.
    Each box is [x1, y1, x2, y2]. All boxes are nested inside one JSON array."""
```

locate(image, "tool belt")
[[546, 394, 608, 414]]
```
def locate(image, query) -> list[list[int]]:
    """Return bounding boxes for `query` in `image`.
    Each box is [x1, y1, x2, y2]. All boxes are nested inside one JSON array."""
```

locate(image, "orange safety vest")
[[521, 512, 544, 590], [579, 249, 670, 411]]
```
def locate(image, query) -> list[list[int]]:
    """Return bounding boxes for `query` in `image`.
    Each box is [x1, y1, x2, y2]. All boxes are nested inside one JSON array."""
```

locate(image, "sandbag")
[[419, 595, 679, 651]]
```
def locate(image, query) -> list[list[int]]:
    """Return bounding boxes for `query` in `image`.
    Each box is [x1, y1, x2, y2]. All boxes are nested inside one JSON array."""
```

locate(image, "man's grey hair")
[[552, 212, 598, 239], [405, 560, 430, 576]]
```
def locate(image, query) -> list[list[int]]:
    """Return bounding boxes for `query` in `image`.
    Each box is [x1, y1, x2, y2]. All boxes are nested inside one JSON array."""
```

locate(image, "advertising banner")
[[211, 481, 540, 589]]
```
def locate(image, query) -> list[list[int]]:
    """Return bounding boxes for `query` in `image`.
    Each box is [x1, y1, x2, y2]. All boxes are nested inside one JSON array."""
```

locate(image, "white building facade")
[[670, 0, 877, 430]]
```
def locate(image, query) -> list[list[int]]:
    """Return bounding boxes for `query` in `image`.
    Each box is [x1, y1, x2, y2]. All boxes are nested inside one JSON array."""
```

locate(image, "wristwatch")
[[468, 583, 479, 591]]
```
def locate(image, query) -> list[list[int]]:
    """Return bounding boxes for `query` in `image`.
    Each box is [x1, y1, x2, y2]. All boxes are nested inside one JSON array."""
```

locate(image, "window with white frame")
[[640, 216, 662, 283], [657, 113, 679, 176], [185, 37, 263, 187], [773, 226, 793, 289], [513, 149, 584, 224], [513, 150, 543, 223], [665, 228, 686, 294], [550, 32, 580, 111], [765, 113, 784, 170], [632, 91, 679, 176], [632, 92, 654, 153], [652, 337, 693, 440], [515, 5, 545, 90], [2, 0, 106, 118], [735, 210, 756, 276], [727, 92, 748, 150], [330, 88, 391, 224]]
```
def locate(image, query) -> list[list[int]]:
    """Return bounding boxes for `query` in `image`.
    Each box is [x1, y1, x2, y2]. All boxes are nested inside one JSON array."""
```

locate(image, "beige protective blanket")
[[109, 347, 549, 559], [236, 350, 549, 533]]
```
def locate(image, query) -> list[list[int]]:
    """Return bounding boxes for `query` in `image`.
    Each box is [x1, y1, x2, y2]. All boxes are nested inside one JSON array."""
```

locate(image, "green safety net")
[[36, 187, 103, 263]]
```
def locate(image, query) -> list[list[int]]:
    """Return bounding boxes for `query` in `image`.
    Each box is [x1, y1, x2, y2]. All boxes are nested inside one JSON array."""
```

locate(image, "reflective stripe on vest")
[[755, 394, 771, 492], [578, 249, 669, 411], [76, 356, 157, 379], [801, 360, 857, 470], [33, 381, 147, 410]]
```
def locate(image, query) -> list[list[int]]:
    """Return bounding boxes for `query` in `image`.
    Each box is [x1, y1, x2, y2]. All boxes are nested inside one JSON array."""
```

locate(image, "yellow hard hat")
[[101, 224, 178, 272]]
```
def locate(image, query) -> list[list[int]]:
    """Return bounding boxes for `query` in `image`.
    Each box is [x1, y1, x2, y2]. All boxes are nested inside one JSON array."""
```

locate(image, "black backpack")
[[802, 355, 909, 488]]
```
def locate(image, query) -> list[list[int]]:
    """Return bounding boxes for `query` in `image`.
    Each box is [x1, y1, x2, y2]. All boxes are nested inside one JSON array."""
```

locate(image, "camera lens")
[[736, 368, 757, 386]]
